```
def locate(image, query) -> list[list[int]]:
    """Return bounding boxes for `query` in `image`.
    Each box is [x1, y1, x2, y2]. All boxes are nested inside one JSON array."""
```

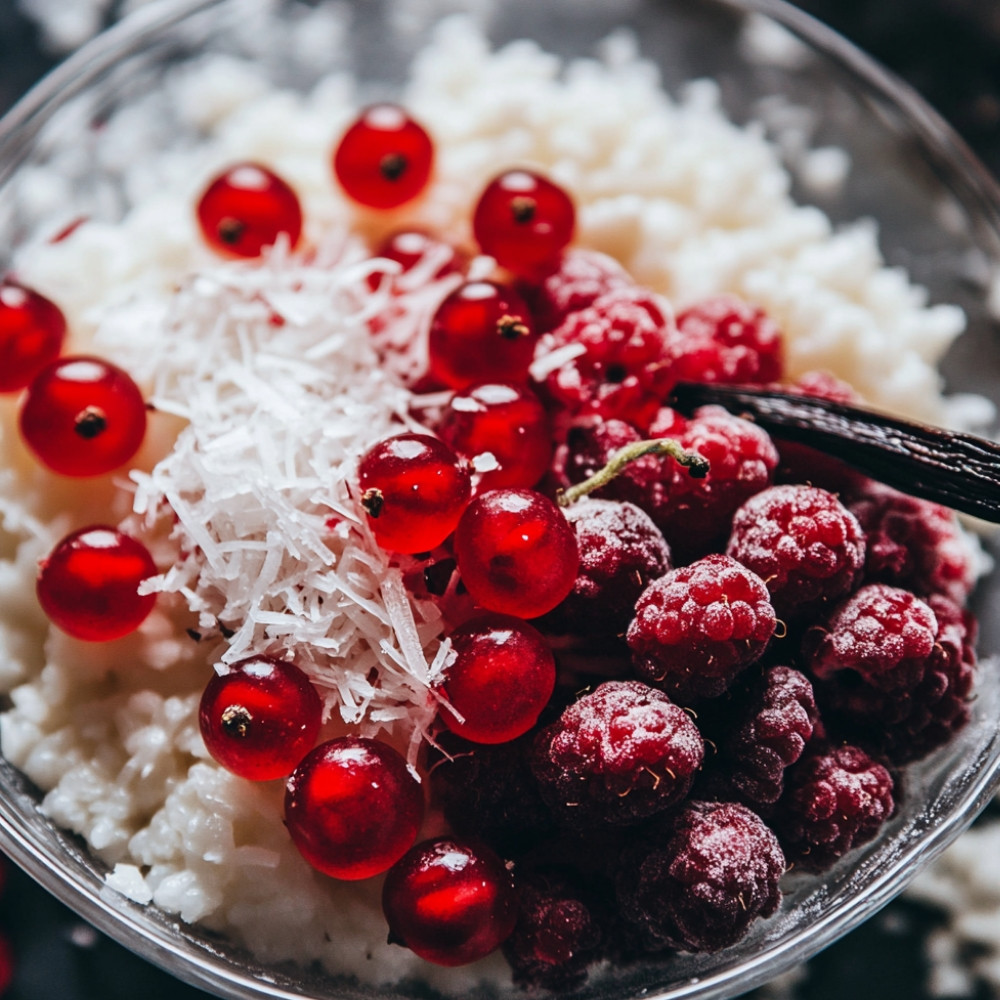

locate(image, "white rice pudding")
[[0, 9, 990, 990]]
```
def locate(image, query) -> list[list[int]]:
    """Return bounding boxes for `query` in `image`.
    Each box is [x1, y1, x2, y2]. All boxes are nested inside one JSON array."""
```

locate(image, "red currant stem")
[[556, 437, 709, 508]]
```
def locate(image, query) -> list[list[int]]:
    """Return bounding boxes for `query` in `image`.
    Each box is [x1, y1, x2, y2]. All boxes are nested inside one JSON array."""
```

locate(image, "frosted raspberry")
[[669, 295, 783, 386], [718, 666, 819, 809], [547, 499, 671, 637], [815, 594, 976, 765], [627, 554, 776, 702], [617, 800, 784, 952], [772, 370, 867, 493], [807, 583, 938, 694], [726, 485, 866, 619], [429, 733, 555, 855], [774, 744, 894, 872], [523, 248, 633, 331], [540, 288, 675, 429], [503, 870, 606, 990], [848, 482, 976, 605], [531, 680, 704, 827], [644, 405, 779, 561]]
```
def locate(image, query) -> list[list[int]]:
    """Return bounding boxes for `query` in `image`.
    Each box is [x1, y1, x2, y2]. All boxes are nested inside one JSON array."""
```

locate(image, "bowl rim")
[[1, 1, 1000, 999]]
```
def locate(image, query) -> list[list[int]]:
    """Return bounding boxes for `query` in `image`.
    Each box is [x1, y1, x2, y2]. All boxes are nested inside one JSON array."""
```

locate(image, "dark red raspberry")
[[726, 485, 866, 620], [547, 499, 671, 637], [848, 482, 976, 606], [807, 583, 938, 694], [539, 288, 675, 430], [503, 870, 606, 990], [530, 680, 704, 827], [669, 295, 783, 386], [814, 594, 976, 765], [429, 732, 556, 856], [627, 554, 776, 702], [773, 743, 894, 872], [643, 405, 779, 561], [617, 800, 784, 952], [522, 248, 633, 332], [722, 666, 819, 809]]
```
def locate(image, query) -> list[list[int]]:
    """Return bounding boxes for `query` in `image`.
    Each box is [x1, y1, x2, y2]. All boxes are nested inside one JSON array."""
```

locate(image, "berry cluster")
[[12, 99, 983, 988]]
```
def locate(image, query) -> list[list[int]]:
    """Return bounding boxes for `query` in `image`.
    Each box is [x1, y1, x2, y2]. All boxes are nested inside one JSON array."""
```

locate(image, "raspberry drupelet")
[[540, 288, 675, 431], [669, 294, 784, 386], [773, 743, 894, 873], [726, 484, 866, 620], [848, 481, 976, 606], [530, 679, 704, 828], [616, 800, 785, 952], [546, 499, 671, 638], [627, 554, 777, 703]]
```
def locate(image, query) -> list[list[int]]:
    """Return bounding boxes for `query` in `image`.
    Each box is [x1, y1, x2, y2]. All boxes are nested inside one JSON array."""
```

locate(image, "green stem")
[[557, 437, 709, 508]]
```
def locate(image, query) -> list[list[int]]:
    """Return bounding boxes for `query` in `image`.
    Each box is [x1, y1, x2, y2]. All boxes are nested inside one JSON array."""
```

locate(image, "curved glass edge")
[[0, 1, 998, 999]]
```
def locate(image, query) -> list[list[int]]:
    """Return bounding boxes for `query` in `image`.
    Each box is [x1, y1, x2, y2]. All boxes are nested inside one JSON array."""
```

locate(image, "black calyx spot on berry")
[[217, 217, 246, 246], [379, 152, 408, 182], [73, 406, 108, 439], [362, 487, 385, 518], [221, 704, 253, 738], [605, 363, 628, 384], [496, 314, 530, 340], [510, 196, 536, 224]]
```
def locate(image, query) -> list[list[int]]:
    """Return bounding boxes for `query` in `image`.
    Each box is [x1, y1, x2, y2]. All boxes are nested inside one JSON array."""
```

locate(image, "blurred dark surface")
[[0, 1, 998, 998]]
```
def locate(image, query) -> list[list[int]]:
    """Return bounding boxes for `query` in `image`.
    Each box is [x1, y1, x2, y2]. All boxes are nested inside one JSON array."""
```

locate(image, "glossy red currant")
[[427, 281, 537, 390], [368, 229, 465, 292], [199, 655, 323, 781], [0, 280, 67, 392], [382, 837, 518, 966], [436, 383, 551, 492], [441, 614, 556, 744], [333, 104, 434, 210], [358, 433, 471, 554], [472, 170, 575, 280], [284, 737, 424, 880], [36, 526, 158, 641], [19, 356, 147, 477], [196, 163, 303, 258], [454, 489, 579, 619]]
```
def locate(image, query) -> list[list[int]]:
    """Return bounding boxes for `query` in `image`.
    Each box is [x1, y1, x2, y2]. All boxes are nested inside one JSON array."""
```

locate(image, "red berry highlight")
[[19, 356, 147, 477], [454, 488, 579, 620], [357, 433, 471, 554], [382, 836, 518, 966], [440, 614, 556, 744], [333, 104, 434, 210], [36, 525, 158, 641], [0, 280, 67, 392], [436, 382, 551, 492], [199, 655, 323, 781], [428, 281, 537, 390], [284, 737, 423, 880], [197, 163, 303, 258], [473, 169, 575, 280]]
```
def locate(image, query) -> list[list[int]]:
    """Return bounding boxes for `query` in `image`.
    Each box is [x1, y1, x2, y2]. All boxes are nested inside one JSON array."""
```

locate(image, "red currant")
[[199, 655, 323, 781], [382, 837, 517, 966], [284, 737, 424, 880], [368, 229, 465, 291], [19, 356, 147, 477], [441, 614, 556, 744], [472, 170, 575, 281], [196, 163, 303, 258], [333, 104, 434, 210], [427, 281, 537, 390], [0, 280, 67, 392], [436, 383, 551, 492], [454, 489, 579, 620], [36, 526, 158, 641], [358, 433, 471, 554]]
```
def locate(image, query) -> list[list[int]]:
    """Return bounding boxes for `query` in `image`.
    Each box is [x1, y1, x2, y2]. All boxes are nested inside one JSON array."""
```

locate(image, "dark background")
[[0, 1, 998, 998]]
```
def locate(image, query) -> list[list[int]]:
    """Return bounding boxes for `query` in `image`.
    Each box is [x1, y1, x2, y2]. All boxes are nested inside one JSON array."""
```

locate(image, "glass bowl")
[[1, 1, 999, 998]]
